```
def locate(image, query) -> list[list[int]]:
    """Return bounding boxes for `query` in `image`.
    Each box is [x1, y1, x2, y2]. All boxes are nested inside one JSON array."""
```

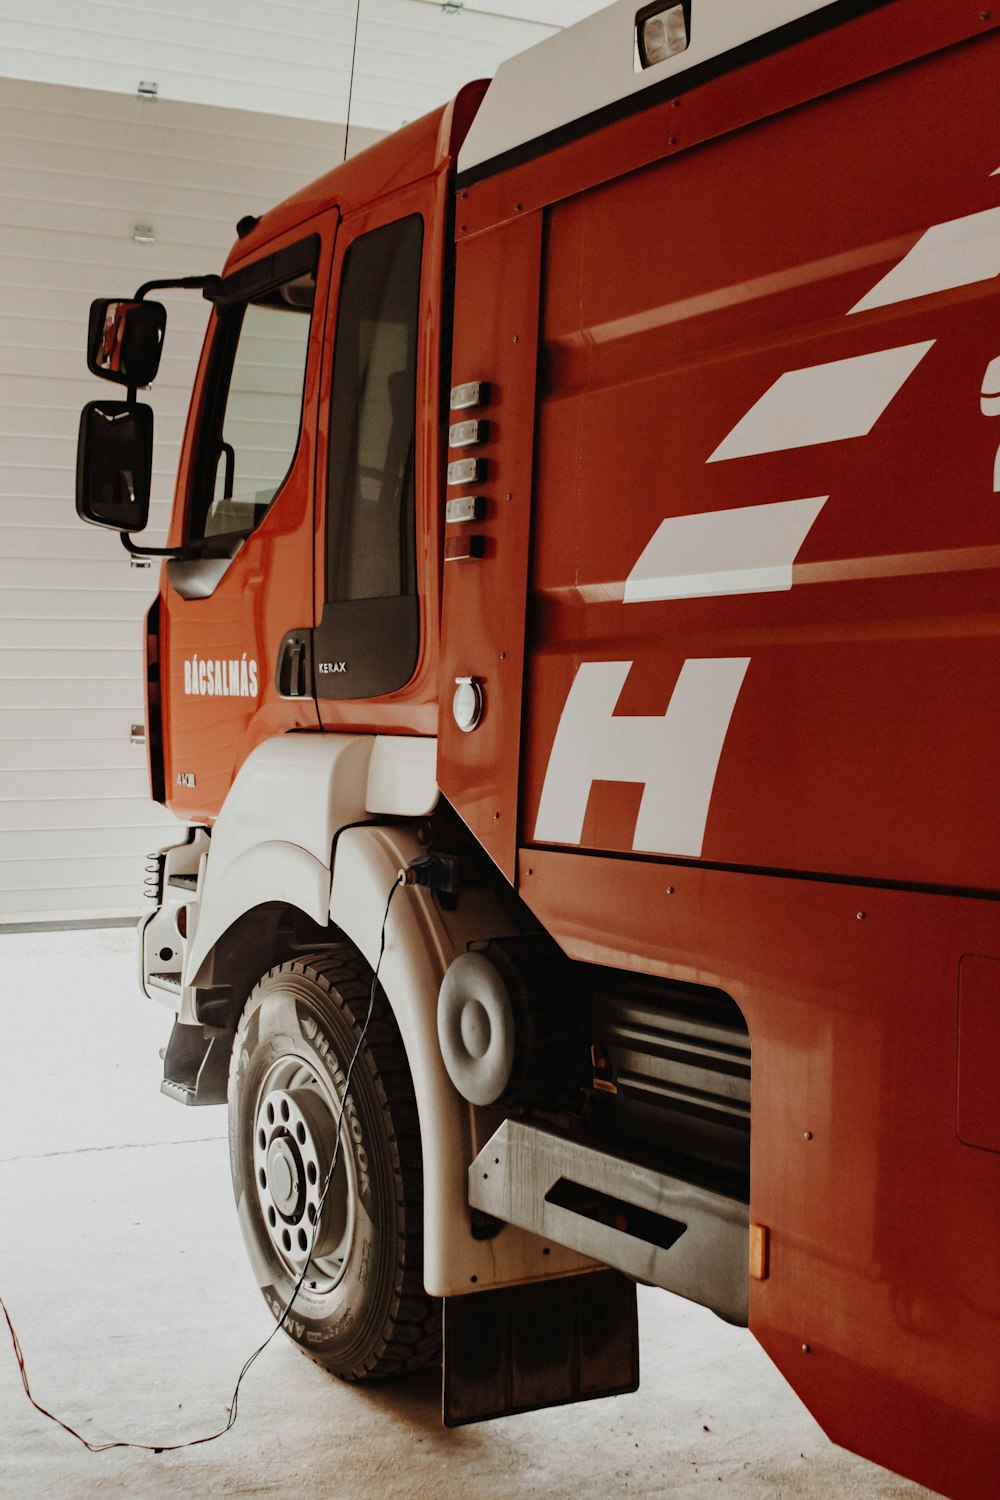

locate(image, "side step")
[[469, 1120, 749, 1325], [160, 1018, 230, 1106], [148, 971, 182, 997]]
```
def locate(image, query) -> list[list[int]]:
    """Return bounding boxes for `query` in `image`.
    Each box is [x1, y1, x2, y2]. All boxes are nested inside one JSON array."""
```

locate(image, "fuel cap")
[[453, 676, 484, 733]]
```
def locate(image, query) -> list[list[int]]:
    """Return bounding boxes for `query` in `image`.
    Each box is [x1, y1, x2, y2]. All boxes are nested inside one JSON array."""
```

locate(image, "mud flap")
[[442, 1268, 638, 1426]]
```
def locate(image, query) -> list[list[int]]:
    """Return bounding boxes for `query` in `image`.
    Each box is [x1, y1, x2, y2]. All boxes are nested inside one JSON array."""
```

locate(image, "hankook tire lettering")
[[310, 1024, 371, 1200]]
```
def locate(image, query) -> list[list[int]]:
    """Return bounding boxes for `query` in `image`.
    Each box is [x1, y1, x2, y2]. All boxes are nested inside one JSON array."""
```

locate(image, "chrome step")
[[469, 1120, 749, 1325], [148, 971, 182, 994], [160, 1078, 195, 1105]]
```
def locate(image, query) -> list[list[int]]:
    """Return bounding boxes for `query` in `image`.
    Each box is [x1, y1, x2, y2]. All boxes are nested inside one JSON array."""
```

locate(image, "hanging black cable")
[[343, 0, 363, 162], [0, 872, 405, 1455]]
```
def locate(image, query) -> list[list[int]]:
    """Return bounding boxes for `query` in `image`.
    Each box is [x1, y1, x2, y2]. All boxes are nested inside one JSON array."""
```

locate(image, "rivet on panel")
[[512, 335, 519, 343], [802, 1343, 812, 1354], [666, 885, 675, 895], [856, 911, 866, 921], [803, 1131, 813, 1141]]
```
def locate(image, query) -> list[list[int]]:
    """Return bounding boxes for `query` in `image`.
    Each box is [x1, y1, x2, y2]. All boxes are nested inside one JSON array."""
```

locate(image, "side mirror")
[[76, 399, 153, 532], [87, 298, 166, 387]]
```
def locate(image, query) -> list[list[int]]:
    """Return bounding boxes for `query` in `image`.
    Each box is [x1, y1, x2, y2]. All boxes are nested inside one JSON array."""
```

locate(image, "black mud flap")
[[442, 1268, 639, 1426]]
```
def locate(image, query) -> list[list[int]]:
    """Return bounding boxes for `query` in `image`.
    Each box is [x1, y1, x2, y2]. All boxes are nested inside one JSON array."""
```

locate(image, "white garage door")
[[0, 78, 363, 925]]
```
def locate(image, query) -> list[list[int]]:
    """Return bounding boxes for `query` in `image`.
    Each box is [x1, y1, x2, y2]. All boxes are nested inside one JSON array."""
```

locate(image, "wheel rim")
[[252, 1054, 357, 1293]]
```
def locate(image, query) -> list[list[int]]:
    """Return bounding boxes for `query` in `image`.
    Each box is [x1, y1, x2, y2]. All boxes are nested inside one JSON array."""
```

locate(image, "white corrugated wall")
[[0, 79, 365, 924], [0, 0, 605, 925]]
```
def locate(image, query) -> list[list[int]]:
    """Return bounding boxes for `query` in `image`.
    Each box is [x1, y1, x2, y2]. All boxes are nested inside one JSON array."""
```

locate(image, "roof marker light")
[[636, 2, 689, 70]]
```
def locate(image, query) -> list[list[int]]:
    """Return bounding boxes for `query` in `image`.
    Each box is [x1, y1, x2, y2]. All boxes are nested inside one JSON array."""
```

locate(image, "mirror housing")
[[76, 399, 153, 532], [87, 298, 166, 387]]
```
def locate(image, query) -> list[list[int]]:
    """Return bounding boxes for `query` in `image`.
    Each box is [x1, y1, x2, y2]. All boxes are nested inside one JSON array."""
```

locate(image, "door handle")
[[276, 630, 312, 698]]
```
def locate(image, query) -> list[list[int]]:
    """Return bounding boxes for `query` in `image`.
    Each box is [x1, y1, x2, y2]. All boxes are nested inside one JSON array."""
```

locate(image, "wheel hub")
[[252, 1081, 352, 1279], [266, 1137, 301, 1216]]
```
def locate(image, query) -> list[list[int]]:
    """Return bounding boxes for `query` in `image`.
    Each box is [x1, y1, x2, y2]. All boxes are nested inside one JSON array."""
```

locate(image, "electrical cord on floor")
[[0, 871, 405, 1455]]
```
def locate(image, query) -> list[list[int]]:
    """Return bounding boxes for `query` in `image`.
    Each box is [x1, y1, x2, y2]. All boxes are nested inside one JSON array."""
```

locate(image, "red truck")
[[75, 2, 1000, 1494]]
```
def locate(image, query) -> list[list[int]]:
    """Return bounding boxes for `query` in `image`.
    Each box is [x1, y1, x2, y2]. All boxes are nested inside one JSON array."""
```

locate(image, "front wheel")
[[227, 948, 440, 1379]]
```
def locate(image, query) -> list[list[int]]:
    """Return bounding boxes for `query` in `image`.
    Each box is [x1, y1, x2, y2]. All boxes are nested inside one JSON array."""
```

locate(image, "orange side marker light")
[[750, 1223, 770, 1281]]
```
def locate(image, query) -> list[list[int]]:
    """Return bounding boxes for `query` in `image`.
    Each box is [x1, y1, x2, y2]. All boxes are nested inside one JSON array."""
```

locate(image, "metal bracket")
[[470, 1119, 749, 1324]]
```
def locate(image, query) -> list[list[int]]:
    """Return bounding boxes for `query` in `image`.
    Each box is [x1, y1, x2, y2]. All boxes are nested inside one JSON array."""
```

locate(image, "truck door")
[[162, 216, 337, 819], [311, 178, 446, 736]]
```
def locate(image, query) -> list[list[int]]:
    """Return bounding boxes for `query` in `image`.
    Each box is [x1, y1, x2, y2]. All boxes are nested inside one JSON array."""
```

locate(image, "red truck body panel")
[[435, 7, 1000, 1494], [519, 851, 1000, 1499], [519, 27, 1000, 890]]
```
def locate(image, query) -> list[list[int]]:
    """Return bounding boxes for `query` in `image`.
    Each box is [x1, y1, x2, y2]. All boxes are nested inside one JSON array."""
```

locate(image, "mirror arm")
[[119, 534, 208, 562], [133, 274, 219, 301], [97, 275, 222, 556]]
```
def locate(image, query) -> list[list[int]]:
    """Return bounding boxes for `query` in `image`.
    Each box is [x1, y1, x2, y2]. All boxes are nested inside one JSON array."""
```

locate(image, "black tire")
[[227, 946, 440, 1379]]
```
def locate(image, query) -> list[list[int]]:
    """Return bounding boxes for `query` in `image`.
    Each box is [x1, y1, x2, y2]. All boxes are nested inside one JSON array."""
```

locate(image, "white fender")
[[329, 823, 594, 1297], [182, 730, 591, 1296], [184, 733, 375, 989]]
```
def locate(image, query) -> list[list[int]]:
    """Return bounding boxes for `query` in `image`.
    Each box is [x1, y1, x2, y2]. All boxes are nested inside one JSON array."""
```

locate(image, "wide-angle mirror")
[[87, 298, 167, 387]]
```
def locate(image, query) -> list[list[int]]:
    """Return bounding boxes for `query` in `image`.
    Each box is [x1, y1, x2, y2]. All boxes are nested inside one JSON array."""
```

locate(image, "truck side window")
[[190, 240, 317, 541], [315, 215, 423, 700], [326, 215, 423, 603]]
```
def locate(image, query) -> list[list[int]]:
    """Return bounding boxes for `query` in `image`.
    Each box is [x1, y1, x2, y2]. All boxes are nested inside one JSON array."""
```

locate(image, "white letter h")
[[533, 658, 750, 858]]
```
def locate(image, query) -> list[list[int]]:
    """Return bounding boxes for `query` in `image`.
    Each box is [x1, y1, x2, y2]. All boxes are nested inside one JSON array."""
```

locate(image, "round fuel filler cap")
[[453, 676, 484, 733]]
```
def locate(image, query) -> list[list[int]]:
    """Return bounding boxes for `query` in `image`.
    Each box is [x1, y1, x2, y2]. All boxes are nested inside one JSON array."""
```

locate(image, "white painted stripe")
[[533, 657, 750, 857], [981, 355, 1000, 414], [707, 342, 934, 462], [849, 205, 1000, 314], [624, 496, 828, 603]]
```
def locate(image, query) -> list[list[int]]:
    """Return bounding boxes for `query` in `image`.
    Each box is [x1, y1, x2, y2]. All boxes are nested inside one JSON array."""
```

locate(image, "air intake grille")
[[592, 978, 750, 1185]]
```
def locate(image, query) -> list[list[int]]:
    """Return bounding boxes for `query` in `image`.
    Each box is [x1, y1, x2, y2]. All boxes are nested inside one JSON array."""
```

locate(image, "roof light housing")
[[636, 1, 690, 70]]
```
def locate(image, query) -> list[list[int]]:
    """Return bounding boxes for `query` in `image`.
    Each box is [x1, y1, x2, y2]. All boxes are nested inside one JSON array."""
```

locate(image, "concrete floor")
[[0, 927, 940, 1500]]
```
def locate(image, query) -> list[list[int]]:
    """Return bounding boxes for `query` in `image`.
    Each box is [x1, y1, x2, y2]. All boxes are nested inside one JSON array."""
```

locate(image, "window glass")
[[192, 253, 316, 540], [326, 216, 423, 602]]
